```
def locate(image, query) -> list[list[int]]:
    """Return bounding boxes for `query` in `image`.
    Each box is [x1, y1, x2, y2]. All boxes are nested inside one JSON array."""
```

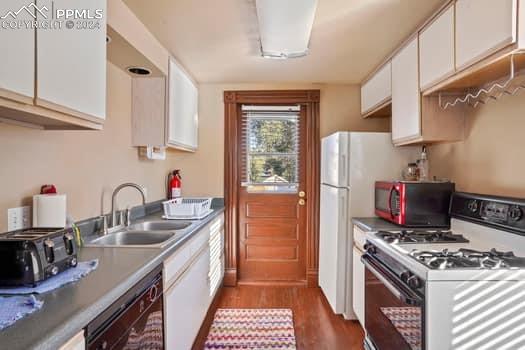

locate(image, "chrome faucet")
[[110, 183, 147, 230]]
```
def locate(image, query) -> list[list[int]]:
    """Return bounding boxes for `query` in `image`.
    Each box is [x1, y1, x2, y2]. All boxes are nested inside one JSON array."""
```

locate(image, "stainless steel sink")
[[86, 231, 177, 248], [127, 221, 193, 232]]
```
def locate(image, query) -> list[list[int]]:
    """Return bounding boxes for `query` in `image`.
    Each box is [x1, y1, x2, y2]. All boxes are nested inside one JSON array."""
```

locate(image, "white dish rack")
[[162, 197, 213, 220]]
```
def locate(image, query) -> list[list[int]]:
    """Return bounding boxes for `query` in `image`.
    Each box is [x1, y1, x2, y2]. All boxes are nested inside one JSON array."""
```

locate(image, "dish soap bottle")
[[417, 146, 429, 181]]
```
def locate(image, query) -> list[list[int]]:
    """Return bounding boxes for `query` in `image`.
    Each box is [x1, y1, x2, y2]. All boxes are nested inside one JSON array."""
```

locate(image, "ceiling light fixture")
[[256, 0, 318, 59]]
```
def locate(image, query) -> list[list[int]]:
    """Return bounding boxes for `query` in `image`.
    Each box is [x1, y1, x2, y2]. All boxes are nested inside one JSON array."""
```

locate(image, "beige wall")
[[0, 75, 389, 231], [0, 63, 177, 231], [428, 94, 525, 198], [181, 83, 390, 199]]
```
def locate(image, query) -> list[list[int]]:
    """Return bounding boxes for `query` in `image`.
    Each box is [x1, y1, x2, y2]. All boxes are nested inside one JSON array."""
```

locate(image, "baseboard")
[[237, 280, 307, 287], [223, 268, 237, 286], [307, 270, 319, 288]]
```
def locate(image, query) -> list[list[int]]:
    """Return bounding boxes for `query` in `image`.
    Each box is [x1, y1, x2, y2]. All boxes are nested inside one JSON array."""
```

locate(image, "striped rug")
[[204, 308, 297, 350]]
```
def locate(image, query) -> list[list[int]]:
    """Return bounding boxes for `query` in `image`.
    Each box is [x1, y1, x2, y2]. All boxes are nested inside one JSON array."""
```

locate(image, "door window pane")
[[241, 107, 300, 193]]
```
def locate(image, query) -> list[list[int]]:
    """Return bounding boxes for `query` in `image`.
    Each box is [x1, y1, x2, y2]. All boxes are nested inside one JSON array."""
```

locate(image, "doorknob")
[[298, 199, 306, 206], [298, 191, 306, 198]]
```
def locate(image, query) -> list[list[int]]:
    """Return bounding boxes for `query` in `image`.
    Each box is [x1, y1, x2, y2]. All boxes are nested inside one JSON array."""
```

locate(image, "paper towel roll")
[[33, 194, 67, 228]]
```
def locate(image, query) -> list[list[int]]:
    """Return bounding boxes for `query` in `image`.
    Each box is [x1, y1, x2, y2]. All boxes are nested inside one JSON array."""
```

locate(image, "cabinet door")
[[361, 62, 391, 115], [168, 58, 198, 151], [352, 246, 365, 327], [0, 0, 35, 102], [165, 247, 210, 350], [456, 0, 517, 70], [391, 37, 421, 143], [36, 0, 107, 120], [419, 5, 455, 90]]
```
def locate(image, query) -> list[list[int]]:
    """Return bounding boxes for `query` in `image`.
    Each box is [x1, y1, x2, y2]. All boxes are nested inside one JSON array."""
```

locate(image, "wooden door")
[[391, 37, 421, 144], [238, 106, 307, 283]]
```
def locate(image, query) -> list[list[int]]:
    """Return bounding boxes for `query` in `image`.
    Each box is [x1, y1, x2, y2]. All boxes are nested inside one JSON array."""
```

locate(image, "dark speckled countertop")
[[352, 217, 450, 232], [0, 200, 224, 350]]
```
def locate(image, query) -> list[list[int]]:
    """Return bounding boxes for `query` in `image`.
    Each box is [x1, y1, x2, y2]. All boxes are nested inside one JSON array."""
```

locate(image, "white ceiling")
[[124, 0, 447, 84]]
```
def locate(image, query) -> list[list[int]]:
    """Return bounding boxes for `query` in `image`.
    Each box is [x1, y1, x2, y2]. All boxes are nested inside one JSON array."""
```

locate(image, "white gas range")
[[363, 192, 525, 350]]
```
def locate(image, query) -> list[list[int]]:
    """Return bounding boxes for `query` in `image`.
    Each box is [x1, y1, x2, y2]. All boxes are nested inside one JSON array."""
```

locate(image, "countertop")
[[0, 205, 225, 350], [352, 217, 450, 232], [352, 217, 409, 232]]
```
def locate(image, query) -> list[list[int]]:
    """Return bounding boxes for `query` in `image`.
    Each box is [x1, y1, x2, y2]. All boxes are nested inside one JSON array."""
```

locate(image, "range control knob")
[[467, 200, 479, 213], [400, 271, 412, 282], [50, 266, 59, 276], [407, 275, 422, 289], [364, 243, 377, 255], [43, 239, 55, 263], [509, 206, 523, 221]]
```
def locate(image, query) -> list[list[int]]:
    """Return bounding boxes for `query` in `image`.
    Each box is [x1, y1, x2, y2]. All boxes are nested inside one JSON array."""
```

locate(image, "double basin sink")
[[86, 220, 197, 248]]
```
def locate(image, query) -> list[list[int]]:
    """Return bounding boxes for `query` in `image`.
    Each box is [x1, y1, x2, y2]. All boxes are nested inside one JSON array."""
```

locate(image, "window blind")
[[240, 105, 301, 192]]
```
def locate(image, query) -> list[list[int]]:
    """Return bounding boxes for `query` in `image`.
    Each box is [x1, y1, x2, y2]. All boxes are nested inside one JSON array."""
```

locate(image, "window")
[[241, 105, 301, 193]]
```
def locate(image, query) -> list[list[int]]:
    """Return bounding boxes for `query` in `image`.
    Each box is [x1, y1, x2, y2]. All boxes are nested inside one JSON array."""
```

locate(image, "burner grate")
[[377, 230, 469, 244], [409, 248, 525, 270]]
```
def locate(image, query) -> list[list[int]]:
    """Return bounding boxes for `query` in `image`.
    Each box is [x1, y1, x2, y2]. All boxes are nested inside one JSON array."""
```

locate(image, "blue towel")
[[0, 295, 44, 331], [0, 259, 99, 295]]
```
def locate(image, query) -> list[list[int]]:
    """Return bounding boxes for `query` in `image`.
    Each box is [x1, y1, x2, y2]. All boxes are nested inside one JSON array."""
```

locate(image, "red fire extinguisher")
[[168, 170, 182, 199]]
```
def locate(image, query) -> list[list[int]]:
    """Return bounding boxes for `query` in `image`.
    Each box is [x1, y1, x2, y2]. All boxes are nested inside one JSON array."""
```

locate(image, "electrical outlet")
[[8, 206, 31, 231]]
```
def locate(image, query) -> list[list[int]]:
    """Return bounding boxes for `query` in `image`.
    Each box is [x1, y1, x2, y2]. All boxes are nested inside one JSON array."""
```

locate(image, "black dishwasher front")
[[86, 266, 164, 350]]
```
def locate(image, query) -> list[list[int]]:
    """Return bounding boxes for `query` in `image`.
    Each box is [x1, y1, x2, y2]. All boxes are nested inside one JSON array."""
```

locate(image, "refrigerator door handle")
[[340, 155, 347, 186], [340, 194, 346, 221]]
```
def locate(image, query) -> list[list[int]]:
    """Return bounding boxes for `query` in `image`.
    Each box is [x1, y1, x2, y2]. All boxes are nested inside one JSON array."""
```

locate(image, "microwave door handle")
[[388, 186, 395, 219]]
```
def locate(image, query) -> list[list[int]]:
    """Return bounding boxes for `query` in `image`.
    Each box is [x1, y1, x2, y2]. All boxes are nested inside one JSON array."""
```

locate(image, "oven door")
[[363, 254, 424, 350]]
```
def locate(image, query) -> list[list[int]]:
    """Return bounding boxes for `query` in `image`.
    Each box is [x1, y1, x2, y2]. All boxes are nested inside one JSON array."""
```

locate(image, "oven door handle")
[[362, 255, 422, 306]]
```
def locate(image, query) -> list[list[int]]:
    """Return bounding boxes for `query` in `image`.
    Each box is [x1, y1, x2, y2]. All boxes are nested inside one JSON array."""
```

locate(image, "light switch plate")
[[7, 206, 31, 231]]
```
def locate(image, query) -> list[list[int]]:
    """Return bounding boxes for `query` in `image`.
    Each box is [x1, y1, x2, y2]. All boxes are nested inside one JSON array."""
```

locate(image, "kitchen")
[[1, 0, 525, 349]]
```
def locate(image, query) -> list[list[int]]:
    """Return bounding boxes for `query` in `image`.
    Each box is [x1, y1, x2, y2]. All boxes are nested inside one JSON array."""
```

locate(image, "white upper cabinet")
[[36, 0, 107, 120], [419, 5, 455, 90], [0, 0, 35, 103], [361, 62, 391, 116], [455, 0, 517, 70], [391, 38, 421, 143], [168, 58, 199, 151]]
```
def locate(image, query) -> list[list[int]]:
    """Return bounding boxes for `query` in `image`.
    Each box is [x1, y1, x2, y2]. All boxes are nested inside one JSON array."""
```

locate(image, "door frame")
[[223, 90, 321, 287]]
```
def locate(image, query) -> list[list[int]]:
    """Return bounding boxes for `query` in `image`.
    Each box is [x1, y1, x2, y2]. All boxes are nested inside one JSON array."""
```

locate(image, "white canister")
[[33, 194, 67, 228]]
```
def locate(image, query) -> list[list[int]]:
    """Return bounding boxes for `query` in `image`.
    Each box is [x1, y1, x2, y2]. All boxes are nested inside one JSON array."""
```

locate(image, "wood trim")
[[361, 98, 392, 118], [35, 97, 105, 124], [237, 280, 307, 287], [423, 46, 523, 95], [0, 97, 103, 130], [223, 90, 321, 287], [0, 87, 34, 105]]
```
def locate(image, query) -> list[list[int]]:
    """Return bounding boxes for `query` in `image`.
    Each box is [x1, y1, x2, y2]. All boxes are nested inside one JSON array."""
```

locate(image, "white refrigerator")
[[318, 132, 418, 319]]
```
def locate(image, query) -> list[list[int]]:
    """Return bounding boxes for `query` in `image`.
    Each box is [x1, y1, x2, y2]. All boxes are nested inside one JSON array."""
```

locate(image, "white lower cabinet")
[[164, 213, 225, 349], [165, 246, 211, 350], [352, 246, 365, 327]]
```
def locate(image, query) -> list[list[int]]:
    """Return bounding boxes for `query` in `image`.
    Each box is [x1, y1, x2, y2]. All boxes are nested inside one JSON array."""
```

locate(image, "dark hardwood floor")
[[192, 285, 365, 350]]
